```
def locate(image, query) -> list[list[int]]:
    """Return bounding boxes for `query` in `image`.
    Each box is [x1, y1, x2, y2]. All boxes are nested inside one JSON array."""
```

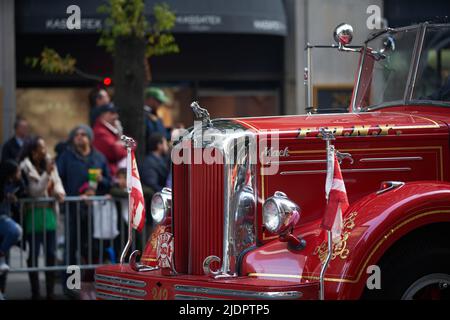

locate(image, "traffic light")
[[103, 77, 112, 86]]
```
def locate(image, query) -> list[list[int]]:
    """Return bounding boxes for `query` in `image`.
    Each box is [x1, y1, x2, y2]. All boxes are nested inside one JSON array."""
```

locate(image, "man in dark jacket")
[[56, 124, 112, 299], [141, 133, 170, 193], [1, 117, 29, 163], [144, 88, 171, 141], [57, 125, 111, 196]]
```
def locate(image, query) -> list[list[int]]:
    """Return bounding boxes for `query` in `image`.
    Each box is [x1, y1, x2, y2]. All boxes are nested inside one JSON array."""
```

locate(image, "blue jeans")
[[0, 216, 22, 255]]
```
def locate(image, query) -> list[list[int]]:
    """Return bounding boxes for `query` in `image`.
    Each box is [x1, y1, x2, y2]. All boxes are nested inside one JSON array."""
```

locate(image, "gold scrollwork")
[[150, 225, 167, 249], [313, 212, 358, 264]]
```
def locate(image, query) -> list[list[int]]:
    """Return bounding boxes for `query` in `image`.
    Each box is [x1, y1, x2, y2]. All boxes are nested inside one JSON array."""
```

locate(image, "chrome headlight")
[[263, 191, 300, 234], [151, 187, 172, 224]]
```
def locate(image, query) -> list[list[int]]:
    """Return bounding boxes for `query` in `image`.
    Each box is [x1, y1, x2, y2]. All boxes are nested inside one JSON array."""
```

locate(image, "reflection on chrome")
[[188, 120, 258, 277]]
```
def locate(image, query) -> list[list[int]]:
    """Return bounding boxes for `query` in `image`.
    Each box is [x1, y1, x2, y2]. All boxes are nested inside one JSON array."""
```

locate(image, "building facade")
[[1, 0, 449, 149]]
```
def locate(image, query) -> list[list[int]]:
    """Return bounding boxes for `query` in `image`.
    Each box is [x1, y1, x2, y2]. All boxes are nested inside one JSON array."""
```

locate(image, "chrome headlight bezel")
[[263, 191, 300, 234], [150, 187, 172, 224]]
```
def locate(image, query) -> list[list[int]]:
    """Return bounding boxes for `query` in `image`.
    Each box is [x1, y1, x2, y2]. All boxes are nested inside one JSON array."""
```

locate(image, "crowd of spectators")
[[0, 86, 174, 300]]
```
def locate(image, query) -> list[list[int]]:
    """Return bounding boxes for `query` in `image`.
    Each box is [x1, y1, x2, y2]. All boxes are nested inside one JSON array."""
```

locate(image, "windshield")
[[355, 27, 419, 110], [413, 25, 450, 102]]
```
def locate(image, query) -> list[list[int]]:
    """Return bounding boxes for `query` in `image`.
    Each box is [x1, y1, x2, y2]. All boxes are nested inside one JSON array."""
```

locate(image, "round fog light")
[[150, 187, 172, 224], [263, 200, 283, 233], [263, 191, 300, 235]]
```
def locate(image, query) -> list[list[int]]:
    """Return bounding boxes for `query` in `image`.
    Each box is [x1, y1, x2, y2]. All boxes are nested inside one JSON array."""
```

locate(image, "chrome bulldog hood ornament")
[[191, 101, 212, 127]]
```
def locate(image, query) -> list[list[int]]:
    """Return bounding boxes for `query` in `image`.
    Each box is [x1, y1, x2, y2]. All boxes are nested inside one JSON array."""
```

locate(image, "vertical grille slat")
[[173, 147, 190, 273], [173, 146, 224, 275]]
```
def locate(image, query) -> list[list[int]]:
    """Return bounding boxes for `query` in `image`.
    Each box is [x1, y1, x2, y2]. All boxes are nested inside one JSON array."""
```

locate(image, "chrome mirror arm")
[[304, 41, 362, 113], [337, 44, 363, 53]]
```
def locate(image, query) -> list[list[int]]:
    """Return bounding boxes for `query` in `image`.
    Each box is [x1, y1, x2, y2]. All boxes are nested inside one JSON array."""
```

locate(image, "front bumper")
[[95, 265, 319, 300]]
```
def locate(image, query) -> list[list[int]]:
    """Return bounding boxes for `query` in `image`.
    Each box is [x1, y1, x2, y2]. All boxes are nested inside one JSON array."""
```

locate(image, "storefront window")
[[16, 88, 90, 155]]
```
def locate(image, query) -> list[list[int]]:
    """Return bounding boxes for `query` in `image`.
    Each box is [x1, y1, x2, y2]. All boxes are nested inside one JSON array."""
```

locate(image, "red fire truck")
[[95, 22, 450, 300]]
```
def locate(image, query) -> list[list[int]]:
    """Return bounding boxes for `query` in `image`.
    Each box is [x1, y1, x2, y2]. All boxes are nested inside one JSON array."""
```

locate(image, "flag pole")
[[319, 128, 335, 300], [120, 135, 136, 265]]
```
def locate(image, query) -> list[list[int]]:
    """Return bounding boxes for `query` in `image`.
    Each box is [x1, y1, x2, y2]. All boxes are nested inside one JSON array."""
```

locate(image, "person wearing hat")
[[92, 103, 127, 177], [144, 87, 171, 141], [56, 125, 111, 299], [57, 125, 111, 198]]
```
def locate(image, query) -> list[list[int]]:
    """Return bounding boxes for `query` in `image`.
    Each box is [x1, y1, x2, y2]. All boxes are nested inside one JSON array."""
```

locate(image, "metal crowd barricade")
[[8, 195, 148, 273]]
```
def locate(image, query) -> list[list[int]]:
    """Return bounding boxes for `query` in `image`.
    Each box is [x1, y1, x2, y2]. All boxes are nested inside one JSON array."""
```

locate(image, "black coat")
[[1, 137, 22, 163], [141, 153, 169, 193], [56, 146, 112, 196]]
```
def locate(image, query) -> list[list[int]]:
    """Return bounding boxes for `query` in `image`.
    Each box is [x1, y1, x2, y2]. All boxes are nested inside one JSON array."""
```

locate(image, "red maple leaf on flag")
[[128, 150, 146, 232]]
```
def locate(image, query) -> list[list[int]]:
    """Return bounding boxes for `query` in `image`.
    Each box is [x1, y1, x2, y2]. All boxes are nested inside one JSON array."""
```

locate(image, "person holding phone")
[[20, 136, 65, 300]]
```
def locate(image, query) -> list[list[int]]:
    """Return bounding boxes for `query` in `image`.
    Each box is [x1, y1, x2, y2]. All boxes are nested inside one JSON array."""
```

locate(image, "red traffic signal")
[[103, 77, 112, 86]]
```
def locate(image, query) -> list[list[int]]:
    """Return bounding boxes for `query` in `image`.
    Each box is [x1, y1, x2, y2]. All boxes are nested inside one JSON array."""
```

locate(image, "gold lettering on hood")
[[297, 124, 396, 138], [351, 125, 370, 136]]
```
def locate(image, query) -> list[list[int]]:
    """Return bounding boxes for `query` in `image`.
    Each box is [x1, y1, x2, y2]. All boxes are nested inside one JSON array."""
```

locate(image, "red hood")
[[232, 111, 447, 137]]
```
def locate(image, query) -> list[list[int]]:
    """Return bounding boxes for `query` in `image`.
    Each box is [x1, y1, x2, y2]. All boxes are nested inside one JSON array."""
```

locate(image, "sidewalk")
[[3, 272, 67, 300], [3, 247, 70, 300]]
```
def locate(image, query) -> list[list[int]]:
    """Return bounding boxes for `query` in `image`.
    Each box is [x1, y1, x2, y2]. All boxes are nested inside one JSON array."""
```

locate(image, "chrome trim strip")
[[360, 156, 423, 163], [94, 274, 147, 288], [274, 156, 422, 165], [174, 285, 302, 299], [175, 294, 215, 300], [95, 282, 147, 297], [376, 181, 405, 195], [270, 159, 327, 165], [96, 291, 144, 300], [280, 167, 411, 175]]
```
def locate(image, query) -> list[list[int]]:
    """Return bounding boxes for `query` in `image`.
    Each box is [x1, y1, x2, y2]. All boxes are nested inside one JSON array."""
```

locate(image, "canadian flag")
[[321, 151, 349, 243], [127, 150, 146, 232]]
